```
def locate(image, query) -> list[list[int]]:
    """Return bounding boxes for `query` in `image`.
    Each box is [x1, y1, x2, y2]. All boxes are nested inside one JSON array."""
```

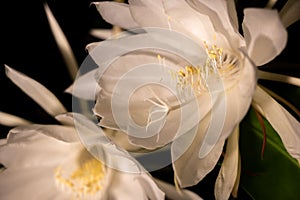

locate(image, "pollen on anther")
[[172, 42, 242, 98], [54, 158, 106, 199]]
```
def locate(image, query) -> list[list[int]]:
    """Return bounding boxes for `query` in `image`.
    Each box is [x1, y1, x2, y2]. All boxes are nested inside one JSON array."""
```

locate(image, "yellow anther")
[[178, 70, 186, 77], [185, 66, 197, 74], [172, 41, 241, 98], [54, 158, 106, 197], [157, 54, 162, 61], [208, 50, 217, 59]]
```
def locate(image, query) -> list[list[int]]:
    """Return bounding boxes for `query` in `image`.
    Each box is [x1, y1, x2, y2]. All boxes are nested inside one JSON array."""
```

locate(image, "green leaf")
[[239, 107, 300, 200]]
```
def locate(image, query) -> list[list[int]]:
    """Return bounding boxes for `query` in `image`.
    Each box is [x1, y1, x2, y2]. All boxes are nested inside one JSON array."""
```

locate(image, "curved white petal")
[[266, 0, 278, 8], [258, 85, 300, 118], [162, 0, 230, 49], [172, 55, 255, 187], [90, 29, 113, 40], [258, 70, 300, 87], [5, 65, 67, 117], [0, 139, 6, 146], [172, 114, 225, 187], [106, 170, 164, 200], [0, 111, 32, 127], [154, 178, 203, 200], [55, 112, 76, 126], [44, 3, 78, 80], [227, 0, 239, 31], [66, 69, 100, 100], [0, 128, 80, 169], [128, 0, 171, 28], [199, 55, 256, 158], [231, 152, 241, 198], [92, 49, 194, 149], [0, 167, 69, 200], [134, 173, 166, 200], [12, 124, 79, 142], [215, 126, 240, 200], [103, 128, 145, 152], [71, 113, 145, 173], [252, 85, 300, 164], [90, 27, 133, 40], [186, 0, 243, 48], [93, 1, 139, 30], [279, 0, 300, 28], [242, 8, 288, 66]]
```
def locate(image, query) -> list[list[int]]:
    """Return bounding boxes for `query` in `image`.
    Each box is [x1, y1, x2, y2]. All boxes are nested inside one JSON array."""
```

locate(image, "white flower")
[[0, 65, 165, 200], [64, 0, 300, 199], [0, 123, 165, 200]]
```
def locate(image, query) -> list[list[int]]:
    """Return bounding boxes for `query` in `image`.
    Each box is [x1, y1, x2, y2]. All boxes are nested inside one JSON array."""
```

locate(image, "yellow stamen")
[[173, 42, 242, 98], [55, 158, 106, 198]]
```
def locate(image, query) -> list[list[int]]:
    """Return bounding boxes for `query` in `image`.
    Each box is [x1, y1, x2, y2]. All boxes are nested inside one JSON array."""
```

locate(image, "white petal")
[[259, 85, 300, 118], [103, 128, 143, 152], [186, 0, 243, 48], [0, 167, 68, 200], [91, 49, 193, 149], [227, 0, 239, 31], [0, 126, 80, 168], [172, 114, 225, 187], [162, 0, 230, 48], [258, 70, 300, 87], [14, 124, 79, 142], [279, 0, 300, 28], [71, 113, 145, 173], [44, 3, 78, 80], [66, 69, 99, 100], [231, 152, 241, 198], [54, 112, 76, 126], [90, 28, 113, 40], [127, 0, 199, 38], [90, 27, 126, 40], [5, 65, 67, 117], [199, 55, 256, 158], [242, 8, 288, 66], [93, 1, 139, 30], [252, 85, 300, 163], [0, 139, 6, 146], [128, 0, 170, 28], [107, 171, 165, 200], [154, 178, 203, 200], [266, 0, 278, 8], [215, 126, 240, 200], [0, 111, 32, 127]]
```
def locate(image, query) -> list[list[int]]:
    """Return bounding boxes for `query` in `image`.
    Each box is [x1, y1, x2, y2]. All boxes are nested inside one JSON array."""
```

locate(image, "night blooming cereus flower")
[[67, 0, 300, 199]]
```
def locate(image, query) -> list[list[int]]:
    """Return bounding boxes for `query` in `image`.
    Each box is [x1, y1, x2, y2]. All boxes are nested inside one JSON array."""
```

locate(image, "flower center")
[[172, 43, 242, 98], [54, 158, 106, 199]]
